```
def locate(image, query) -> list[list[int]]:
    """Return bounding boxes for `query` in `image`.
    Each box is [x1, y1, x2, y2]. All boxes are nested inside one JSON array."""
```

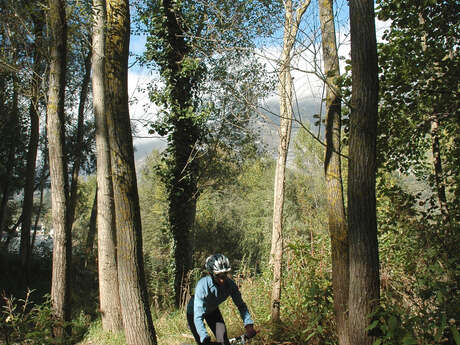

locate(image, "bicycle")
[[228, 334, 251, 344]]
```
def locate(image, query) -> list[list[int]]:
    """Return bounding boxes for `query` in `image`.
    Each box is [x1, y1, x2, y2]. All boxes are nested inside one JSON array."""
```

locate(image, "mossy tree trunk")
[[105, 0, 157, 343], [319, 0, 349, 344], [84, 188, 97, 268], [47, 0, 71, 340], [92, 0, 123, 332]]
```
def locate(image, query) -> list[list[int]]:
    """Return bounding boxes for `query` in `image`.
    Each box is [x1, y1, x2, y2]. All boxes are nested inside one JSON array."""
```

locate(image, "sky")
[[126, 3, 390, 160]]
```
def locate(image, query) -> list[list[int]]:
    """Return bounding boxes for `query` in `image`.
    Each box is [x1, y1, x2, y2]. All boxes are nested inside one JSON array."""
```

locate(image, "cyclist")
[[186, 254, 257, 345]]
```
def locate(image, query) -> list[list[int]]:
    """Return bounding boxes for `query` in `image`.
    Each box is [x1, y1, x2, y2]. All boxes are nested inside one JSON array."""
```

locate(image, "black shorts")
[[186, 307, 230, 345]]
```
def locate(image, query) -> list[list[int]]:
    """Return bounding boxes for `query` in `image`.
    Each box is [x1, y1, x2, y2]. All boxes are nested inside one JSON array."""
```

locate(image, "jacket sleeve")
[[193, 280, 209, 342], [229, 280, 254, 326]]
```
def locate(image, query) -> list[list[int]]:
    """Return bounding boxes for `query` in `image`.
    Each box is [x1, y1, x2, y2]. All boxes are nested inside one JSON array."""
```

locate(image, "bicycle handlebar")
[[229, 334, 250, 344]]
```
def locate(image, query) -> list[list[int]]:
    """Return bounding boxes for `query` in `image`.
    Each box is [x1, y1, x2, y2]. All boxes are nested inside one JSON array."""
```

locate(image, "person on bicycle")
[[186, 254, 257, 345]]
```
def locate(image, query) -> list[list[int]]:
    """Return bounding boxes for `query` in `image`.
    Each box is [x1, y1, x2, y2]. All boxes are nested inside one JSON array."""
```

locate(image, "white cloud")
[[128, 67, 160, 145]]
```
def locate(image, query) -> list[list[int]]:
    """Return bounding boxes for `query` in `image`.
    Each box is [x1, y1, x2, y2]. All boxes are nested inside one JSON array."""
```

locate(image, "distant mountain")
[[256, 95, 322, 155], [132, 96, 322, 168], [133, 138, 166, 169]]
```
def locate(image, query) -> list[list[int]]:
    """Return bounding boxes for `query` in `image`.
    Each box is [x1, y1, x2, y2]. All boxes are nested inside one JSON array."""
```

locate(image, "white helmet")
[[205, 254, 231, 275]]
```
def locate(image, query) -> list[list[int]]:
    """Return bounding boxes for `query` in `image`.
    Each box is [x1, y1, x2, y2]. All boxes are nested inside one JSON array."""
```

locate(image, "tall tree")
[[270, 0, 311, 323], [20, 6, 44, 278], [84, 188, 97, 268], [105, 0, 157, 343], [154, 0, 202, 307], [318, 0, 349, 343], [30, 158, 48, 255], [347, 0, 380, 344], [91, 0, 123, 332], [47, 0, 71, 339], [139, 0, 280, 306]]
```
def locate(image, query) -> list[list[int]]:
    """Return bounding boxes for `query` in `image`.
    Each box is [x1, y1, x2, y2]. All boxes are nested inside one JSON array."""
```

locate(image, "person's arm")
[[229, 279, 254, 326], [194, 280, 210, 343]]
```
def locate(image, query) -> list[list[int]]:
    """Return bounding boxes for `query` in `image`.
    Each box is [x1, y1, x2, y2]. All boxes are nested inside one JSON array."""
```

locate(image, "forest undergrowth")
[[1, 151, 458, 345]]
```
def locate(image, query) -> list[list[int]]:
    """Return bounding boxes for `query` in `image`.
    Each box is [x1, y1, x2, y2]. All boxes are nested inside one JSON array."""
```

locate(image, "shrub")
[[0, 290, 90, 345]]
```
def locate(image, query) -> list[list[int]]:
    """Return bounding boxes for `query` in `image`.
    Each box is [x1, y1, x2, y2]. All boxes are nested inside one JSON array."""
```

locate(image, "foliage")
[[374, 2, 459, 342], [287, 127, 328, 244], [0, 249, 52, 301], [0, 290, 90, 345], [136, 0, 280, 190], [376, 0, 459, 202], [139, 150, 175, 309], [376, 173, 460, 344], [278, 238, 335, 345], [0, 0, 41, 239], [365, 303, 418, 345], [71, 176, 97, 247], [193, 154, 276, 272], [139, 151, 276, 309]]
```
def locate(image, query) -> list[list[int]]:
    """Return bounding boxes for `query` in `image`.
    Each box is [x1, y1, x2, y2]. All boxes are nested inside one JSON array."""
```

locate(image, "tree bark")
[[318, 0, 349, 344], [105, 0, 157, 343], [347, 1, 380, 344], [84, 188, 97, 268], [92, 0, 123, 331], [47, 0, 71, 340], [270, 0, 311, 323]]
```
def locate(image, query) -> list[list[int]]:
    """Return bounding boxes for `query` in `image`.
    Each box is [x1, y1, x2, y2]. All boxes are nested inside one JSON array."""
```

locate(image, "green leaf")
[[388, 315, 398, 331], [451, 326, 460, 345], [402, 334, 418, 345], [366, 320, 379, 331], [373, 339, 382, 345]]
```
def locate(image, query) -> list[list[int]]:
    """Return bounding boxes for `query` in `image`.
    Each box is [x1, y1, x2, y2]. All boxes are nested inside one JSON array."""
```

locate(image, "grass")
[[1, 246, 334, 345], [77, 275, 273, 345]]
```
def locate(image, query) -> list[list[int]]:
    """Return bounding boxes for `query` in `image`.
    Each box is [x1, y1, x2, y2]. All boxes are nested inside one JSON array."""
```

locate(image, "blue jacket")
[[187, 275, 254, 342]]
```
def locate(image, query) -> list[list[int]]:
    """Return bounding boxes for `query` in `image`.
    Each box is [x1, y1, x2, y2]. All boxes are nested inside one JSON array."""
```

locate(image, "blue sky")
[[127, 1, 390, 154]]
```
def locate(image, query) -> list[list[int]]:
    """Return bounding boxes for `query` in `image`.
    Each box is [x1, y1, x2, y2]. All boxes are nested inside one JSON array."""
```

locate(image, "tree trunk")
[[105, 0, 157, 343], [430, 115, 450, 225], [319, 0, 349, 344], [47, 0, 71, 340], [92, 0, 123, 331], [162, 0, 200, 307], [270, 0, 311, 323], [418, 15, 451, 227], [20, 11, 44, 280], [30, 164, 47, 254], [348, 1, 380, 344], [84, 188, 97, 268], [67, 48, 92, 231]]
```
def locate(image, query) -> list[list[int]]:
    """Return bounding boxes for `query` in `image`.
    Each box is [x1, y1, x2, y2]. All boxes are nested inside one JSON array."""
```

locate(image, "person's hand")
[[244, 324, 257, 339], [202, 335, 211, 344]]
